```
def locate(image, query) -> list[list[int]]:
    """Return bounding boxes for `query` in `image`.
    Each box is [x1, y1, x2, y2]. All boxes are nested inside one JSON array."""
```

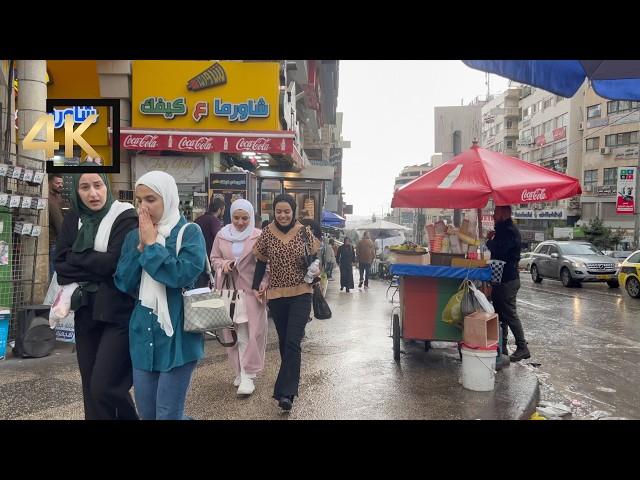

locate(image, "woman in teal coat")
[[115, 171, 206, 420]]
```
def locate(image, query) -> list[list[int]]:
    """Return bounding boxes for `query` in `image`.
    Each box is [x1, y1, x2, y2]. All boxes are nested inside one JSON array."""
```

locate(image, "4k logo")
[[28, 99, 121, 174], [22, 112, 100, 159]]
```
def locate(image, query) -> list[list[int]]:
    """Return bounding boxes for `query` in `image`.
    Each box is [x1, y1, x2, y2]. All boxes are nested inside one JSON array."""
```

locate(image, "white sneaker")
[[237, 376, 255, 395], [233, 375, 241, 387]]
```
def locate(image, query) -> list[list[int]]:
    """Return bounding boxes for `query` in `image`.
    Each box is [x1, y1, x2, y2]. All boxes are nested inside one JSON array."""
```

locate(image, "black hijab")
[[273, 193, 297, 234]]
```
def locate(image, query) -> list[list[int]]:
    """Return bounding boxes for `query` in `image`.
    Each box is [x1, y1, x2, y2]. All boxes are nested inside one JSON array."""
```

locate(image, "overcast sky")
[[337, 61, 509, 218]]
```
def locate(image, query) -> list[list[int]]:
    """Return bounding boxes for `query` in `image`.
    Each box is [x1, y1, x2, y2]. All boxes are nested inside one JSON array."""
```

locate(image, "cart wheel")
[[393, 313, 401, 362], [424, 341, 431, 352]]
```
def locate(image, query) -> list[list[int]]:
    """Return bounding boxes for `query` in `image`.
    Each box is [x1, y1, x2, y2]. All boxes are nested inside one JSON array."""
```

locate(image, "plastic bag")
[[468, 281, 495, 314], [49, 283, 80, 328], [442, 283, 465, 328], [460, 280, 478, 316]]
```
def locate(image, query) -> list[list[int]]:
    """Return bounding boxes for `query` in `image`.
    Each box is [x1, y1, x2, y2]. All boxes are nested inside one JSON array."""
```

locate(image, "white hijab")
[[135, 171, 182, 337], [218, 199, 255, 243]]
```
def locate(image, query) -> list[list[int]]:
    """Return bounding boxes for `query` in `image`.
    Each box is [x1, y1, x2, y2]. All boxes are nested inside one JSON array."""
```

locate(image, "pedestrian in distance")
[[337, 237, 356, 293], [356, 231, 376, 289]]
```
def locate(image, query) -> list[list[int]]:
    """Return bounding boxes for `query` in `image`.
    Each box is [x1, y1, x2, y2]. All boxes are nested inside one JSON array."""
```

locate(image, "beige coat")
[[356, 238, 376, 264]]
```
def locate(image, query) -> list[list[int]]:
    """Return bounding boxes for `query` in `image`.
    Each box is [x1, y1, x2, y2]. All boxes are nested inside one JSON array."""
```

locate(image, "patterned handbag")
[[178, 223, 237, 346]]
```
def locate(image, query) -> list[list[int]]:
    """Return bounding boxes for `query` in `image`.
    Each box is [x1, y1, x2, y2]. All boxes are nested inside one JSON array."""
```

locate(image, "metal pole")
[[634, 152, 640, 248]]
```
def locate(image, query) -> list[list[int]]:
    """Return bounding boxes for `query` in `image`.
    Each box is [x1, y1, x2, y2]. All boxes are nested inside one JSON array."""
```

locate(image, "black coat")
[[486, 218, 521, 283], [54, 209, 139, 325], [336, 244, 355, 289]]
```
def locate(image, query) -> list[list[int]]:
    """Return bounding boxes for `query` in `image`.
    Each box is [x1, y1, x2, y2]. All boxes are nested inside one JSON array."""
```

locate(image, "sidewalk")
[[0, 269, 539, 420]]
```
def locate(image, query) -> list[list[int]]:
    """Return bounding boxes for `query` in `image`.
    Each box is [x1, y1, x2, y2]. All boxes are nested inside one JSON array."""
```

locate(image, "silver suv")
[[529, 241, 620, 288]]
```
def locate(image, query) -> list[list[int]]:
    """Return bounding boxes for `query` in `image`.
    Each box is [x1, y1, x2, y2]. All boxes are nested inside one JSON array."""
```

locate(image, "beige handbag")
[[177, 223, 237, 346]]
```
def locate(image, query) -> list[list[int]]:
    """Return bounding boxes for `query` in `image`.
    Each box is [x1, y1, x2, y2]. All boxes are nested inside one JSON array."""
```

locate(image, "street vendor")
[[486, 205, 530, 362]]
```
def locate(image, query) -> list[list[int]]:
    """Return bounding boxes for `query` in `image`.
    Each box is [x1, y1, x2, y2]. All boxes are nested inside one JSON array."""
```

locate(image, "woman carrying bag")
[[115, 171, 206, 420], [54, 170, 139, 420], [251, 194, 320, 412], [211, 199, 268, 397]]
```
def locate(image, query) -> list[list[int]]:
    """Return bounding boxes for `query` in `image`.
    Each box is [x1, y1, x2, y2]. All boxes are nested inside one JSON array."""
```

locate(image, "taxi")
[[618, 250, 640, 298]]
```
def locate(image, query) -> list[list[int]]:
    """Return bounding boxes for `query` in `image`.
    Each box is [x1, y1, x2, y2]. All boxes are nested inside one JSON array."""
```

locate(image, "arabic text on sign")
[[214, 98, 270, 122], [139, 97, 188, 119], [52, 106, 99, 129]]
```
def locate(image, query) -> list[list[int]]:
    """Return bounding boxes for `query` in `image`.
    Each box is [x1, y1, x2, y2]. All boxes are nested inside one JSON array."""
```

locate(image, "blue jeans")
[[133, 361, 197, 420]]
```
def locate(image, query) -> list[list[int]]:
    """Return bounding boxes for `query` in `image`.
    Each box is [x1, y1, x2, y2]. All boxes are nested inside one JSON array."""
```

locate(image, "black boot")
[[278, 397, 293, 412], [510, 343, 530, 362]]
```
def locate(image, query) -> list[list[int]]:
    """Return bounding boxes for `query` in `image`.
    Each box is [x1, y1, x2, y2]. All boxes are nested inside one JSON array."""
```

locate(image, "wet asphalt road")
[[514, 272, 640, 419]]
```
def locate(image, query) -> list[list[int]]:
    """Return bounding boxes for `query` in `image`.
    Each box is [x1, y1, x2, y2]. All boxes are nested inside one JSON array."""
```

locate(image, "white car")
[[519, 252, 533, 271]]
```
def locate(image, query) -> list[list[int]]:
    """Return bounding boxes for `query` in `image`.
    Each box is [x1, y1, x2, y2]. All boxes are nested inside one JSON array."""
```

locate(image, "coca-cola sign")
[[521, 188, 547, 202], [177, 136, 214, 151], [235, 137, 272, 152], [123, 134, 159, 149]]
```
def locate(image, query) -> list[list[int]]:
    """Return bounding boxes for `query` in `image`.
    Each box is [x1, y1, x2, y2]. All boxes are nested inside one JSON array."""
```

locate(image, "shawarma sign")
[[132, 61, 280, 131]]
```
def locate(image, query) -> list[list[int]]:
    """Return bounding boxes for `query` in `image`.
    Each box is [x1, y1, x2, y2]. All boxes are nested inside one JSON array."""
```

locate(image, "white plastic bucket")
[[461, 346, 496, 391]]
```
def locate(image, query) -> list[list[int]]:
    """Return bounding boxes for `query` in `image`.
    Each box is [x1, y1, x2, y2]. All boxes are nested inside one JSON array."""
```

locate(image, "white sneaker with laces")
[[237, 376, 255, 395], [233, 375, 241, 387]]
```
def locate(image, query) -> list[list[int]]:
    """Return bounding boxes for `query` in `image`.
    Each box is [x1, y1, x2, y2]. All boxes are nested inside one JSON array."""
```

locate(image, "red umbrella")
[[392, 143, 582, 209]]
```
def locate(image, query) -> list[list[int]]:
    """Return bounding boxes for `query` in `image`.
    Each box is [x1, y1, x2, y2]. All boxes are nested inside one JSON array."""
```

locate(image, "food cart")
[[388, 142, 583, 362], [389, 263, 491, 361]]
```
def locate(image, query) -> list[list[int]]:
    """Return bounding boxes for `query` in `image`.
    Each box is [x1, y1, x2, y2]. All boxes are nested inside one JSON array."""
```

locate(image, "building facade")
[[580, 85, 639, 247]]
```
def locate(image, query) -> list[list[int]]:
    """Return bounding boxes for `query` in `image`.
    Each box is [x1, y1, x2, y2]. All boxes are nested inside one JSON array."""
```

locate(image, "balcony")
[[504, 107, 520, 118], [504, 127, 519, 137]]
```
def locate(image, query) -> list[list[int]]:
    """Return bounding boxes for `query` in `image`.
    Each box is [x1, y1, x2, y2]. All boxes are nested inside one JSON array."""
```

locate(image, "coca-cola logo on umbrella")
[[521, 188, 547, 202], [123, 134, 159, 149], [178, 136, 214, 151]]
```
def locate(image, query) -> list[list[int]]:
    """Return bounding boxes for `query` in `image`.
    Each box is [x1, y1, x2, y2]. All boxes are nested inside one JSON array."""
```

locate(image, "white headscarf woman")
[[217, 199, 255, 261], [135, 171, 182, 337]]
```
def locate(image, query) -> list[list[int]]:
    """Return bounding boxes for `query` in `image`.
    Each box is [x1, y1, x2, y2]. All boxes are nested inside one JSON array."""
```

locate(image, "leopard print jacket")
[[253, 222, 320, 300]]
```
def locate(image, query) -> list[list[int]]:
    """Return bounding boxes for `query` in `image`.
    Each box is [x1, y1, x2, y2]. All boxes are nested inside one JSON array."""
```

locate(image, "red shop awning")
[[120, 128, 305, 169]]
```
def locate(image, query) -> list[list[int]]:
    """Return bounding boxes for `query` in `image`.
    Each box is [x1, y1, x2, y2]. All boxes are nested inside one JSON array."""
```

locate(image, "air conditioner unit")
[[578, 122, 584, 131], [600, 147, 611, 155]]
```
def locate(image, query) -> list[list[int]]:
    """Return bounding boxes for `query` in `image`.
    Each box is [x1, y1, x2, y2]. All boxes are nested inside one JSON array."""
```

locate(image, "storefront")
[[121, 61, 304, 219], [256, 166, 335, 224]]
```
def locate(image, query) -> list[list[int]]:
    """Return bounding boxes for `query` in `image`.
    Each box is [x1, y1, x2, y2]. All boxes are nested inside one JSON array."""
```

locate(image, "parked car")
[[603, 250, 633, 261], [519, 252, 533, 271], [618, 250, 640, 298], [529, 241, 621, 288]]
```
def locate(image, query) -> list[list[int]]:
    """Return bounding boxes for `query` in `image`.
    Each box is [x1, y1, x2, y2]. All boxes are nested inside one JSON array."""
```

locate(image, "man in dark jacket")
[[194, 196, 225, 287], [486, 205, 530, 362]]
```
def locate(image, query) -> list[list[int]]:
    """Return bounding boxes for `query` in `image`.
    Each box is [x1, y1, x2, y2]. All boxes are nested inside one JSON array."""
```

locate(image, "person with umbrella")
[[486, 205, 530, 362], [336, 237, 356, 292]]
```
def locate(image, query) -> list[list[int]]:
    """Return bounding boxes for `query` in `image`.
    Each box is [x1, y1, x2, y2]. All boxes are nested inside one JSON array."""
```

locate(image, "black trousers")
[[358, 262, 371, 286], [491, 278, 527, 349], [268, 293, 312, 399], [74, 312, 138, 420]]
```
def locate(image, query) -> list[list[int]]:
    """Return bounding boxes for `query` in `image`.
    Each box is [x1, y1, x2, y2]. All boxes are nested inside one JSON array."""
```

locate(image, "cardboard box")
[[451, 258, 488, 268], [463, 311, 499, 348], [390, 253, 429, 265]]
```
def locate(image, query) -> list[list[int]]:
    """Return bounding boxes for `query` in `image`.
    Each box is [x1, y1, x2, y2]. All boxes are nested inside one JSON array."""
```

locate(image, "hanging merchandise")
[[0, 241, 8, 265]]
